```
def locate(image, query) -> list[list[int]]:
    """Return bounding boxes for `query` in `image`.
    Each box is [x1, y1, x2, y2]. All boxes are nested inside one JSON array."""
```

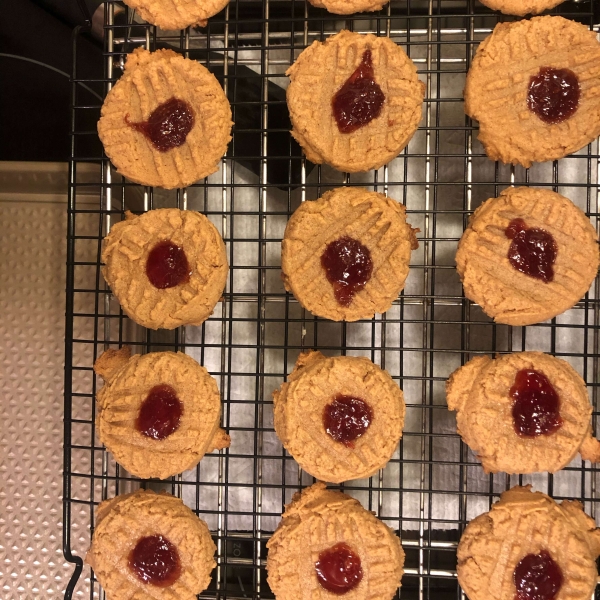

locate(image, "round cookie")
[[94, 347, 230, 480], [446, 351, 600, 474], [478, 0, 565, 16], [122, 0, 229, 30], [267, 482, 404, 600], [464, 16, 600, 167], [102, 208, 229, 330], [98, 48, 232, 189], [457, 486, 600, 600], [85, 489, 216, 599], [282, 187, 418, 322], [455, 187, 599, 326], [308, 0, 389, 16], [273, 351, 405, 483], [286, 30, 425, 173]]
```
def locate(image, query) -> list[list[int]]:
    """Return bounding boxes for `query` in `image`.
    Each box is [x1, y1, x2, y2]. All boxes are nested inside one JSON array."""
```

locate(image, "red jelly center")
[[513, 550, 563, 600], [146, 240, 191, 289], [126, 97, 195, 152], [527, 67, 580, 125], [128, 535, 181, 587], [505, 218, 557, 283], [315, 542, 363, 595], [332, 49, 385, 134], [321, 236, 373, 306], [136, 384, 183, 440], [323, 395, 373, 448], [510, 369, 562, 438]]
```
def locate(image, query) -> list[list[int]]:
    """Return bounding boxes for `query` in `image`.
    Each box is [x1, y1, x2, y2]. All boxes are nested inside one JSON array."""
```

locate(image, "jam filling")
[[527, 67, 580, 125], [126, 97, 195, 152], [513, 550, 563, 600], [321, 236, 373, 306], [332, 49, 385, 134], [128, 534, 181, 587], [505, 218, 557, 283], [510, 369, 562, 438], [323, 395, 373, 448], [136, 384, 183, 440], [315, 542, 363, 594], [146, 240, 191, 289]]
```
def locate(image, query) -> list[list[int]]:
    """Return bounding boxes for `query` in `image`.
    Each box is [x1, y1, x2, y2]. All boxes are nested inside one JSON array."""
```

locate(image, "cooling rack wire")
[[64, 0, 600, 598]]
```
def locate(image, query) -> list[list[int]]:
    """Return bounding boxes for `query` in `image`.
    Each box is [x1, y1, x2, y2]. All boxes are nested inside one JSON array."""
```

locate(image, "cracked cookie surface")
[[282, 187, 418, 322], [464, 17, 600, 167], [478, 0, 565, 16], [273, 351, 405, 483], [307, 0, 389, 15], [94, 347, 230, 480], [86, 489, 216, 600], [457, 486, 600, 600], [267, 482, 404, 600], [98, 48, 232, 189], [102, 208, 228, 330], [122, 0, 229, 29], [455, 187, 599, 326], [446, 351, 600, 474], [287, 31, 424, 172]]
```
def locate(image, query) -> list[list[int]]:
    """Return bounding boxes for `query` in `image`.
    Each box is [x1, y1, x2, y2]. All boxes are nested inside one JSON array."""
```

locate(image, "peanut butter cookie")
[[464, 16, 600, 167], [86, 489, 216, 599], [98, 48, 232, 189], [94, 347, 230, 480], [122, 0, 229, 30], [273, 351, 405, 483], [267, 482, 404, 600], [308, 0, 388, 16], [457, 486, 600, 600], [478, 0, 565, 15], [447, 351, 600, 474], [282, 187, 418, 322], [455, 187, 599, 326], [287, 30, 425, 173], [102, 208, 228, 330]]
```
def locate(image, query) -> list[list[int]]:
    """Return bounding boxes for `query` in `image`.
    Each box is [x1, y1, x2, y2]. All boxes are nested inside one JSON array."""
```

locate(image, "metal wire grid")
[[64, 1, 600, 598]]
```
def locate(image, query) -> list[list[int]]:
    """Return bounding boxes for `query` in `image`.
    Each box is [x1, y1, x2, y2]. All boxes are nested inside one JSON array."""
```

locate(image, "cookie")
[[478, 0, 565, 16], [122, 0, 229, 30], [102, 208, 229, 330], [85, 489, 216, 599], [98, 48, 232, 189], [94, 347, 230, 480], [457, 486, 600, 600], [447, 351, 600, 474], [273, 351, 405, 483], [464, 16, 600, 167], [267, 482, 404, 600], [286, 30, 425, 173], [455, 187, 599, 326], [308, 0, 388, 16], [281, 187, 418, 322]]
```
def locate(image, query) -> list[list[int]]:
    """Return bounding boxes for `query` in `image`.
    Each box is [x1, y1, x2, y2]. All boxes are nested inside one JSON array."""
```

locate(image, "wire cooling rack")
[[64, 0, 600, 598]]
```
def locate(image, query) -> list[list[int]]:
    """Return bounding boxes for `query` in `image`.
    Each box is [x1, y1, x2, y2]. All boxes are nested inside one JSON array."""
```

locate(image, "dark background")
[[0, 0, 104, 161]]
